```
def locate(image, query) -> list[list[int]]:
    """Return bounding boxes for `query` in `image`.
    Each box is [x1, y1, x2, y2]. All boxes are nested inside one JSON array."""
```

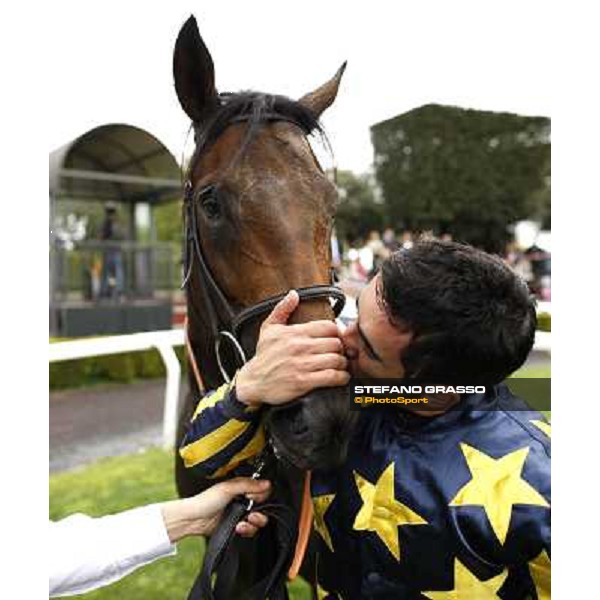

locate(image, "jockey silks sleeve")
[[179, 381, 266, 479]]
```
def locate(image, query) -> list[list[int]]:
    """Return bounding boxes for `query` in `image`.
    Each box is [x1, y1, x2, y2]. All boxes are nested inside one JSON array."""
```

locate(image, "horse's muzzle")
[[266, 386, 357, 471]]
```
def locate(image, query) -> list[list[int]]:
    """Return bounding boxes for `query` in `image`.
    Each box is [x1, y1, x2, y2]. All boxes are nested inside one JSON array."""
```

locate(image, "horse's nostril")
[[290, 416, 309, 436], [290, 410, 308, 435]]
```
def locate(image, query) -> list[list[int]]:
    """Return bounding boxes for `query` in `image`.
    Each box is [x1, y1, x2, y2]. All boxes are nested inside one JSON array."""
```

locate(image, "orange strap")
[[184, 317, 206, 396], [288, 470, 314, 580]]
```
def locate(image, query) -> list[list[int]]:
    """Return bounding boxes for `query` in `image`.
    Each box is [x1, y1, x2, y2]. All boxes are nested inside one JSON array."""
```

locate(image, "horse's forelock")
[[189, 91, 330, 175]]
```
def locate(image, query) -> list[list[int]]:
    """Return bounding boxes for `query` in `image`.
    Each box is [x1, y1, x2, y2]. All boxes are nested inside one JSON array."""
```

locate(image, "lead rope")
[[188, 446, 296, 600]]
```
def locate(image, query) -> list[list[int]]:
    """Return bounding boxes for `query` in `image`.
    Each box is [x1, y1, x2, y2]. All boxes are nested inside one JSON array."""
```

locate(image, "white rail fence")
[[49, 306, 551, 450], [49, 329, 184, 449]]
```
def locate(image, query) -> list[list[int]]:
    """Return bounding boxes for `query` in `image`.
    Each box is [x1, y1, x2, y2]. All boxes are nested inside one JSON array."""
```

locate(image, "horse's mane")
[[189, 91, 329, 171]]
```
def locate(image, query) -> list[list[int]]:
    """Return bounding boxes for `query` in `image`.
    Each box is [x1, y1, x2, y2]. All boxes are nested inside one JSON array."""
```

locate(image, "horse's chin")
[[266, 386, 357, 471]]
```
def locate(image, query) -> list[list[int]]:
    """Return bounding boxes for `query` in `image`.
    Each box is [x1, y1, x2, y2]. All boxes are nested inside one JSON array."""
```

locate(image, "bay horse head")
[[174, 16, 356, 477]]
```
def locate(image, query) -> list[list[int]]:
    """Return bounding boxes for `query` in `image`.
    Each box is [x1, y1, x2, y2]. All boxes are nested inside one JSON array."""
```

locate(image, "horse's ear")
[[298, 62, 347, 117], [173, 15, 219, 124]]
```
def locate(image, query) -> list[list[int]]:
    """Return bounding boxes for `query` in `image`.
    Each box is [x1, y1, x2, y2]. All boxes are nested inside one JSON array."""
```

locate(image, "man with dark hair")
[[377, 240, 537, 384], [180, 240, 550, 599]]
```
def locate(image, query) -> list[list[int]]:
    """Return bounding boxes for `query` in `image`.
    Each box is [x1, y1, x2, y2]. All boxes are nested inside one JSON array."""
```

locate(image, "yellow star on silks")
[[531, 419, 551, 438], [422, 558, 508, 599], [313, 493, 335, 552], [317, 582, 342, 599], [353, 462, 427, 561], [316, 584, 328, 600], [449, 443, 550, 544], [529, 549, 551, 600]]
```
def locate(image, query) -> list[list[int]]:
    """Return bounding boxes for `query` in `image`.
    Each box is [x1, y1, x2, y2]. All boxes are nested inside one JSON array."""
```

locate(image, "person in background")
[[356, 237, 374, 280], [505, 240, 535, 291], [365, 230, 390, 279], [504, 240, 520, 268], [100, 203, 125, 299], [50, 477, 271, 597], [524, 244, 551, 299], [382, 227, 399, 252], [400, 230, 414, 250], [347, 246, 368, 283]]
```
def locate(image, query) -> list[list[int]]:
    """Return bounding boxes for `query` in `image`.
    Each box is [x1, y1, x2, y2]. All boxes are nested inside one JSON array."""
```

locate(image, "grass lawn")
[[50, 448, 312, 600], [510, 362, 551, 421], [512, 364, 551, 379]]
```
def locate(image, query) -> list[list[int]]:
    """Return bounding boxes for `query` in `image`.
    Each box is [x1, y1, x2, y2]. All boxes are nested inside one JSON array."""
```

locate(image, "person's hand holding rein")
[[161, 478, 271, 543], [235, 290, 350, 406]]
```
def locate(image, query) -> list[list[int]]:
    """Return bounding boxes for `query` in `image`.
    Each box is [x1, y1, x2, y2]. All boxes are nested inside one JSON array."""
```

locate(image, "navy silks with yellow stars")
[[180, 383, 550, 599]]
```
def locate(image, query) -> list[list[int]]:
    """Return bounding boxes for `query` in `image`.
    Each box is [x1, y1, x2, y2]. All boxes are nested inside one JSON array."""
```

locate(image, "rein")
[[187, 445, 298, 600], [182, 111, 346, 598]]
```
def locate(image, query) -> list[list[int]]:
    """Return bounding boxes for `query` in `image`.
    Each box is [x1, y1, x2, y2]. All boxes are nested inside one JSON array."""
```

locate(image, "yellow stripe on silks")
[[191, 383, 231, 421], [208, 426, 267, 479], [531, 419, 551, 438], [529, 549, 551, 600], [180, 419, 250, 468]]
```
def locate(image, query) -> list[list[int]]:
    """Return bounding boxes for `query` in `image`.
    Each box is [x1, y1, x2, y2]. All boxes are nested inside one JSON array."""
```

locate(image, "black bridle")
[[182, 113, 346, 599], [181, 114, 346, 383]]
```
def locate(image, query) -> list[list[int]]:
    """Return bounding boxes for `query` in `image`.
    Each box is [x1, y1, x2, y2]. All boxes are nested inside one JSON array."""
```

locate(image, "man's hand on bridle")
[[235, 290, 350, 407]]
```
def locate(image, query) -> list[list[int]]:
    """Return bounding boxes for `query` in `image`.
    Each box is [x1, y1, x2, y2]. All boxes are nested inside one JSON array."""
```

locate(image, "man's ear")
[[298, 62, 346, 118], [173, 15, 219, 124]]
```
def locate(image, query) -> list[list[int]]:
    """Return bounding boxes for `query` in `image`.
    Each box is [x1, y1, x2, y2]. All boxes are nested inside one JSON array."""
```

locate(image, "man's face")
[[341, 274, 412, 378]]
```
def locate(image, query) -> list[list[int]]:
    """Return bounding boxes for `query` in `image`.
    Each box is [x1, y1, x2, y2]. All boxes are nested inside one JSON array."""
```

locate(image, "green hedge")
[[50, 346, 187, 390], [537, 312, 551, 332]]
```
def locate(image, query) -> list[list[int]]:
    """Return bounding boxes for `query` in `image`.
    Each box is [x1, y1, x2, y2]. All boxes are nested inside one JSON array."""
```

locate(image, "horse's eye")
[[201, 195, 222, 220]]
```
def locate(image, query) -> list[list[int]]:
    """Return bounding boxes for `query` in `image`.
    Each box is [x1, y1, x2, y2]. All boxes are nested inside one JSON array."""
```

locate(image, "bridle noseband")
[[181, 113, 346, 383]]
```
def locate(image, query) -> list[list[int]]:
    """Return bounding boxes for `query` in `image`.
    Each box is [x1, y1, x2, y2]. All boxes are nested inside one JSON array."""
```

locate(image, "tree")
[[370, 104, 550, 253], [332, 170, 385, 246], [154, 200, 183, 243]]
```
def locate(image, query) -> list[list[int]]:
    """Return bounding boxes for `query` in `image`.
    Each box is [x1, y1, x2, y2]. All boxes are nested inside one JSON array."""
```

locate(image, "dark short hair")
[[379, 240, 537, 384]]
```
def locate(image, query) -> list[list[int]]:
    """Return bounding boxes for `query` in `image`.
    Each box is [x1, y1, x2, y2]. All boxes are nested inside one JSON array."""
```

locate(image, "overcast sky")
[[48, 0, 551, 174]]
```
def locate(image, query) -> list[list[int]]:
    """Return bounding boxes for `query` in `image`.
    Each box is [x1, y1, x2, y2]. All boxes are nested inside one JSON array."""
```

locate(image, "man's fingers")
[[305, 337, 345, 355], [288, 320, 340, 339], [262, 290, 299, 327], [304, 353, 348, 372], [306, 368, 351, 389]]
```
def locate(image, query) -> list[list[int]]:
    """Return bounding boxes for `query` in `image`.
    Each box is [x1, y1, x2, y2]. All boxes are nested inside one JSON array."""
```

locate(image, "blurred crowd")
[[504, 240, 551, 300], [332, 228, 551, 300]]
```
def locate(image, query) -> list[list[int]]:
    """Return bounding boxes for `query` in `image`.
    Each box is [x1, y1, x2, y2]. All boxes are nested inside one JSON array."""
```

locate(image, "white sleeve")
[[49, 504, 176, 597]]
